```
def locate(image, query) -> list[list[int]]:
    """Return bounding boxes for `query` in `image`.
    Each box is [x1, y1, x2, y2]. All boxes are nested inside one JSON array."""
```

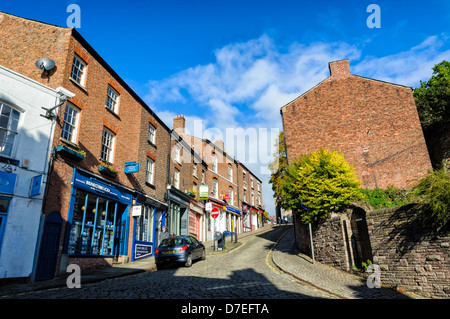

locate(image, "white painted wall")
[[0, 64, 73, 279]]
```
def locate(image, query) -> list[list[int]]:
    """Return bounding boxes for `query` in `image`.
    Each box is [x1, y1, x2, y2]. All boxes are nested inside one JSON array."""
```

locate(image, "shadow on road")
[[153, 266, 324, 299]]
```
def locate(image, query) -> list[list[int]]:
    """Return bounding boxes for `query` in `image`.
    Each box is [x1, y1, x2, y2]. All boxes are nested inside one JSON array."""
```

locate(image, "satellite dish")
[[35, 58, 56, 71]]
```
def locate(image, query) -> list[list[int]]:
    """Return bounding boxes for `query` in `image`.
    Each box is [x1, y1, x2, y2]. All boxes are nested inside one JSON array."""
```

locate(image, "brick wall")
[[281, 60, 432, 189], [0, 12, 72, 89]]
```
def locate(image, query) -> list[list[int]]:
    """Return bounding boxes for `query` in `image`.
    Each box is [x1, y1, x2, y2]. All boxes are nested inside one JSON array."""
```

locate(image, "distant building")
[[281, 59, 432, 189]]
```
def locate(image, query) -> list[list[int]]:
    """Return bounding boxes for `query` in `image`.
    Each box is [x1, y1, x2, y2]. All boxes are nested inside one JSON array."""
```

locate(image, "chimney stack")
[[173, 114, 185, 135], [328, 59, 351, 79]]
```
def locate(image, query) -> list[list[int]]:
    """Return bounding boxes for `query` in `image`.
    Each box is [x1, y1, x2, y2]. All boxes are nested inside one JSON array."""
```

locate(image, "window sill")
[[69, 77, 88, 94], [147, 140, 157, 149], [105, 106, 121, 120], [59, 137, 79, 149], [145, 182, 156, 189]]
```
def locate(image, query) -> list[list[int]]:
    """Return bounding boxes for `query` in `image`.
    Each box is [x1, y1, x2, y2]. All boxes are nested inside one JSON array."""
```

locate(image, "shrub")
[[413, 160, 450, 228], [281, 148, 364, 224], [361, 186, 413, 209]]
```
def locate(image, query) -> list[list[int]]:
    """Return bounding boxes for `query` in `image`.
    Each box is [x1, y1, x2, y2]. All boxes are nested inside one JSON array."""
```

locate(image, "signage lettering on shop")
[[74, 171, 132, 204], [134, 241, 152, 260]]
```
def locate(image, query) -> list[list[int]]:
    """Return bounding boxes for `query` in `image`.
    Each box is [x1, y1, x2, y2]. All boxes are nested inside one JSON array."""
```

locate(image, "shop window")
[[0, 103, 20, 157], [135, 206, 154, 243], [68, 190, 123, 256], [61, 102, 80, 143]]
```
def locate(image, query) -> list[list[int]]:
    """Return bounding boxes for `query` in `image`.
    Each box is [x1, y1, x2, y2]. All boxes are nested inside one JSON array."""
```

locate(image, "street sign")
[[211, 207, 219, 219]]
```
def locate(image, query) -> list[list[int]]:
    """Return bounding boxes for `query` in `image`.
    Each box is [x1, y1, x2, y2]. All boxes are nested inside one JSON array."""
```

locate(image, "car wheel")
[[201, 248, 206, 260], [185, 254, 192, 267]]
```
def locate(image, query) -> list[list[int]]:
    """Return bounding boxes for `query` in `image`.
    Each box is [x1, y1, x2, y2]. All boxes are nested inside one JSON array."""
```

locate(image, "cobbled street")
[[5, 226, 335, 299]]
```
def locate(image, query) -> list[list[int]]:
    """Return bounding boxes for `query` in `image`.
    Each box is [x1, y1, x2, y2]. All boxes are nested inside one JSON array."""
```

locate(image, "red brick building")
[[173, 115, 265, 239], [281, 59, 432, 189], [0, 11, 171, 279]]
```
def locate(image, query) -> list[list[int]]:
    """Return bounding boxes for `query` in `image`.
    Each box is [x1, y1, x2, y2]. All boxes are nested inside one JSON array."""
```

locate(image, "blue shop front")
[[62, 168, 168, 269], [64, 168, 133, 266], [131, 193, 167, 262]]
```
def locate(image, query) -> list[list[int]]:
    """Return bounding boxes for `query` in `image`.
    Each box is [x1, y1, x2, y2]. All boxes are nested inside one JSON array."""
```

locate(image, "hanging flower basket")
[[98, 161, 119, 178], [56, 144, 85, 161]]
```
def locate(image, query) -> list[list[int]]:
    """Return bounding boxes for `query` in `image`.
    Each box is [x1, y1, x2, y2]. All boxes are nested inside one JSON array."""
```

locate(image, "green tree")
[[281, 148, 363, 224], [413, 60, 450, 130], [268, 131, 288, 208]]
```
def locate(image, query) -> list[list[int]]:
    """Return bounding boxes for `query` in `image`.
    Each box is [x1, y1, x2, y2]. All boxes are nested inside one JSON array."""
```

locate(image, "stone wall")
[[367, 205, 450, 298], [294, 204, 449, 298], [293, 212, 352, 270]]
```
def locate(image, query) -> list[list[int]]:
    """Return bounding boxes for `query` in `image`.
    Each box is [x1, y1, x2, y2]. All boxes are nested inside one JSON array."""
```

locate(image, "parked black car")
[[155, 235, 206, 269]]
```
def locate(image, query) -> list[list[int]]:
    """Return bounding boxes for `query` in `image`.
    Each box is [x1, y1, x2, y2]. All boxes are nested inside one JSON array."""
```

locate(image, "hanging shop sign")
[[29, 175, 42, 197], [124, 161, 140, 173], [199, 184, 209, 200], [131, 205, 142, 217]]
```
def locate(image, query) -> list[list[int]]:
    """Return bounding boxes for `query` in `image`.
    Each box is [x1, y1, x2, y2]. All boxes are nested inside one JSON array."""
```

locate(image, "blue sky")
[[2, 1, 450, 214]]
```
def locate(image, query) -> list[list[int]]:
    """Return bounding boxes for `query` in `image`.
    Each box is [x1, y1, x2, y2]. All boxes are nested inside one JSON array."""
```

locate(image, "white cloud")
[[353, 35, 450, 87], [145, 33, 450, 215]]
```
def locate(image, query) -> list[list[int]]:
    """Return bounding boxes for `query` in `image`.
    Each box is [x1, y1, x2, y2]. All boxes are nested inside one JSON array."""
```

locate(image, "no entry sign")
[[211, 207, 219, 219]]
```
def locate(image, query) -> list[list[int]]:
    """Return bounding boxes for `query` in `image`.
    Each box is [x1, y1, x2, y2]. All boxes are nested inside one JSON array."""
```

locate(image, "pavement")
[[0, 224, 424, 299]]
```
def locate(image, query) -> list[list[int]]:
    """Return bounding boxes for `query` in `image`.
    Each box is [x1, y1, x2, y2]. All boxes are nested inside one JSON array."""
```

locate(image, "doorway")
[[350, 207, 373, 268], [35, 212, 63, 281]]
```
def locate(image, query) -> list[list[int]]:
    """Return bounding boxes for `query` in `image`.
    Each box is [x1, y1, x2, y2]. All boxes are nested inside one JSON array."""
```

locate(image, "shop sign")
[[131, 205, 142, 217], [74, 171, 132, 204], [0, 171, 17, 195], [29, 175, 42, 197], [222, 193, 229, 200], [226, 206, 242, 215], [124, 161, 140, 173], [199, 184, 209, 199], [134, 241, 152, 260]]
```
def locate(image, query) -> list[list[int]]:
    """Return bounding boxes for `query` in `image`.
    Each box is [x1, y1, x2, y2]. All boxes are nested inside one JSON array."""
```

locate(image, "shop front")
[[188, 198, 204, 241], [131, 193, 167, 262], [242, 203, 252, 232], [63, 168, 133, 268], [166, 185, 190, 236], [226, 206, 242, 234]]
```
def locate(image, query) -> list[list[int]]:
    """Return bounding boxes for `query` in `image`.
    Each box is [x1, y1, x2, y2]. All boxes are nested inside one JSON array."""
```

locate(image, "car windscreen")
[[160, 238, 185, 247]]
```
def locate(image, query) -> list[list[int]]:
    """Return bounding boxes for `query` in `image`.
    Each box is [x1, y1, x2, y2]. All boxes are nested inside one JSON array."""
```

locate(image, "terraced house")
[[0, 11, 266, 283]]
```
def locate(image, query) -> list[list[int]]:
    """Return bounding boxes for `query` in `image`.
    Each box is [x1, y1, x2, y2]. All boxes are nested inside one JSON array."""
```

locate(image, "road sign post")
[[211, 207, 219, 250]]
